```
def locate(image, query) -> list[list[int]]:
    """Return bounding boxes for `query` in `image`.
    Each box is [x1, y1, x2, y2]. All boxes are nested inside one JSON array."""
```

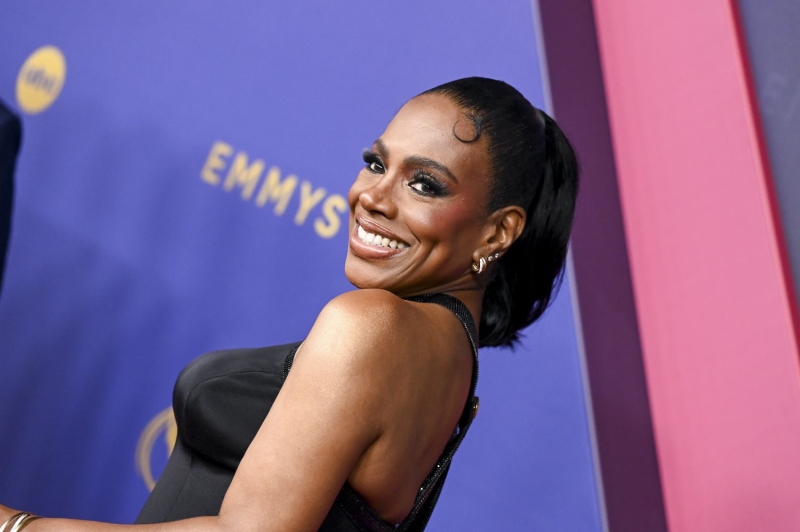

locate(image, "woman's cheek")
[[425, 203, 472, 235]]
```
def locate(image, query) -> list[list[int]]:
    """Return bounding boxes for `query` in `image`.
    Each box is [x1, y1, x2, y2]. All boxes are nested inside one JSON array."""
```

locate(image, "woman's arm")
[[0, 510, 219, 532], [3, 290, 404, 532]]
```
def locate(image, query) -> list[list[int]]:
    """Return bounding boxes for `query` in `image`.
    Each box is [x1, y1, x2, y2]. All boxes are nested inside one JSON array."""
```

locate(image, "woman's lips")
[[349, 220, 409, 259], [357, 224, 408, 249], [355, 215, 409, 248]]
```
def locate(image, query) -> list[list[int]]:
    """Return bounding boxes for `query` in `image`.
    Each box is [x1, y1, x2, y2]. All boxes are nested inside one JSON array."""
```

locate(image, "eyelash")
[[362, 150, 384, 174], [409, 170, 447, 196], [361, 150, 448, 197]]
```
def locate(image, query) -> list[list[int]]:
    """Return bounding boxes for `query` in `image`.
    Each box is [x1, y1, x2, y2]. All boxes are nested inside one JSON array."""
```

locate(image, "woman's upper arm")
[[217, 290, 402, 532]]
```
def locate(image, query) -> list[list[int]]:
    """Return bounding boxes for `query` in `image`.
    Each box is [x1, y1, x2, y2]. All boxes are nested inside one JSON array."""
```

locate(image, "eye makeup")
[[361, 149, 450, 198], [362, 149, 384, 173], [408, 170, 448, 197]]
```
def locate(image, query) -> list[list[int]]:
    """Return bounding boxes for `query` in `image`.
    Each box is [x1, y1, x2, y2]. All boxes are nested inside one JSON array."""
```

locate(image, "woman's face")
[[345, 93, 493, 297]]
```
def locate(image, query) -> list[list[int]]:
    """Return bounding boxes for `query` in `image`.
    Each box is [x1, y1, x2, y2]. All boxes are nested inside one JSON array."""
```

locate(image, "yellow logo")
[[16, 45, 67, 114], [136, 407, 177, 491]]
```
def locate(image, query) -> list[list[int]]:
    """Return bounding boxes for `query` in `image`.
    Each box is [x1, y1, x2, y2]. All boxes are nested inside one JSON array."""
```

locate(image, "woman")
[[0, 77, 578, 532]]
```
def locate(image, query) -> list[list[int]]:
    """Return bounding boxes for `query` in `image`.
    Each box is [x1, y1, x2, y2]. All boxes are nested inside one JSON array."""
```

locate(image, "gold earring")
[[471, 256, 487, 274]]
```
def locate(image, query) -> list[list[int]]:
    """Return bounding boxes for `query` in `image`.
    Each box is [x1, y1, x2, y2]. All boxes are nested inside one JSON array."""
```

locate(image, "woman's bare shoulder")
[[320, 289, 410, 321], [300, 289, 427, 372]]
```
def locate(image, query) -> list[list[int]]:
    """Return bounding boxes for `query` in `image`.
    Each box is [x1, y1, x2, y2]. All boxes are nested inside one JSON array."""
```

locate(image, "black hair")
[[422, 77, 579, 348]]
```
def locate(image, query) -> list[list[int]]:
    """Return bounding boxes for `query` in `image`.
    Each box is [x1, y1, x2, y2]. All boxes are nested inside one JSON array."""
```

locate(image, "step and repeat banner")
[[0, 2, 603, 530]]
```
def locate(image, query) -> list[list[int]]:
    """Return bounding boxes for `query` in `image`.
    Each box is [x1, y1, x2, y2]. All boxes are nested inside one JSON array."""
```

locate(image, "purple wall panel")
[[0, 1, 603, 530], [737, 0, 800, 323]]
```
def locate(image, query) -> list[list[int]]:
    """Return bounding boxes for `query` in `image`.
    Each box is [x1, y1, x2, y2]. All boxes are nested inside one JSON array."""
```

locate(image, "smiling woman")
[[0, 77, 578, 532]]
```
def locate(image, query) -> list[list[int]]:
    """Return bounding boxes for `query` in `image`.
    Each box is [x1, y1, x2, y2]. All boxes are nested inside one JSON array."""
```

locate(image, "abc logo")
[[16, 45, 66, 114]]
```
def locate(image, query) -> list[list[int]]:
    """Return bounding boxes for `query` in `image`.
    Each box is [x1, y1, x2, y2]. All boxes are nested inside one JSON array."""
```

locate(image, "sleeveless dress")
[[136, 293, 480, 531]]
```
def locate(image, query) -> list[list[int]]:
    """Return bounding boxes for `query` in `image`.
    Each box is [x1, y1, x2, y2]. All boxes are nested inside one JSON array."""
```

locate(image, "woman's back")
[[330, 291, 474, 521]]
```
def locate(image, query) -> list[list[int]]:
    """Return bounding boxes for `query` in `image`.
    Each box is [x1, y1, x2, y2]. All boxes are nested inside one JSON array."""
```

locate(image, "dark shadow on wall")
[[537, 0, 669, 530], [0, 99, 22, 295]]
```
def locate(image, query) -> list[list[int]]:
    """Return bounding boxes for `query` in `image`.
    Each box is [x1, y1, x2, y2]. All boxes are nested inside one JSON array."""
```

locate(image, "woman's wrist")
[[0, 506, 17, 525], [0, 505, 44, 532]]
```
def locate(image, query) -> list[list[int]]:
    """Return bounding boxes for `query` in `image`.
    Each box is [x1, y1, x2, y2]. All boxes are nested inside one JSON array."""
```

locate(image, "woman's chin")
[[344, 259, 394, 291]]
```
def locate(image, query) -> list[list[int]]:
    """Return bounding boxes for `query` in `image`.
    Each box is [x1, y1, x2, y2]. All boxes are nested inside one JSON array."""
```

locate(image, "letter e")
[[200, 141, 233, 186]]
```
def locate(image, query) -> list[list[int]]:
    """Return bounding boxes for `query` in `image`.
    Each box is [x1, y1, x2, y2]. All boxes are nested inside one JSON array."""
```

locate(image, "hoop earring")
[[471, 256, 487, 274]]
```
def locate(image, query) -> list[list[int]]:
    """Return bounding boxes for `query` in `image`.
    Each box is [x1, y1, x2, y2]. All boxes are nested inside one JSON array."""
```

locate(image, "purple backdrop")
[[0, 2, 603, 530]]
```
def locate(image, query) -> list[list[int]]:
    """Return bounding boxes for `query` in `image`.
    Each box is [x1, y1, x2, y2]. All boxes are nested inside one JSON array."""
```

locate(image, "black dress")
[[136, 293, 480, 531]]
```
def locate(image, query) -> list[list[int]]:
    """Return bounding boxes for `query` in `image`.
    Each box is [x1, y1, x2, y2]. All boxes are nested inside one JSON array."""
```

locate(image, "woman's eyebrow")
[[404, 155, 459, 184], [373, 138, 389, 157]]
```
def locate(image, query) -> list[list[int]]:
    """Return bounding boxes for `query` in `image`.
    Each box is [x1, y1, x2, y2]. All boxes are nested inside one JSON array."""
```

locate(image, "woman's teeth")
[[357, 224, 408, 249]]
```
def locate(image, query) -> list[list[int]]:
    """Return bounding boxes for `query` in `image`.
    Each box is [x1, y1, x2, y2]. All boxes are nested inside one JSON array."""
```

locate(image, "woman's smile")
[[349, 215, 410, 260], [355, 215, 410, 250], [356, 224, 409, 250]]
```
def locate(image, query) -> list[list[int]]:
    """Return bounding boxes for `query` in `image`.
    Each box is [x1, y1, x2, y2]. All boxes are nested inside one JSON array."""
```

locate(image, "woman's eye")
[[409, 181, 433, 193], [362, 150, 385, 174], [408, 173, 446, 196]]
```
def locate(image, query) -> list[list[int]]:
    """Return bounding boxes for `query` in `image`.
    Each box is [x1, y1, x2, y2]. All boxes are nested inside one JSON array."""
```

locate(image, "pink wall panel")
[[591, 0, 800, 530]]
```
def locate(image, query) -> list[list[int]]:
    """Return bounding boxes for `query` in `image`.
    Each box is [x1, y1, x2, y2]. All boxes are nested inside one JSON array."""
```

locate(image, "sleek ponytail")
[[422, 78, 579, 347]]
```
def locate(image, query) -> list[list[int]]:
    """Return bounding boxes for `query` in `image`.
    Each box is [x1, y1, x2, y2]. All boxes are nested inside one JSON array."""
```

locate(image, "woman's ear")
[[479, 205, 526, 260]]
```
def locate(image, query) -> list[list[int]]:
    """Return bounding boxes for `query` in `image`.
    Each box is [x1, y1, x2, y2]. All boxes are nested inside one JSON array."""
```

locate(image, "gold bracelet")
[[0, 513, 27, 532], [10, 515, 41, 532]]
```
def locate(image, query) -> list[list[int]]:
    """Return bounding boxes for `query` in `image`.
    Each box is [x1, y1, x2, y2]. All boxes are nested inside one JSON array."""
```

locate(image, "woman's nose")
[[358, 175, 398, 219]]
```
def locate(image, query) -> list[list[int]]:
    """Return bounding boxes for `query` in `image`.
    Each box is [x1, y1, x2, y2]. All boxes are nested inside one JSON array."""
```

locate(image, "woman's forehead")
[[386, 94, 463, 137], [379, 94, 489, 173]]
